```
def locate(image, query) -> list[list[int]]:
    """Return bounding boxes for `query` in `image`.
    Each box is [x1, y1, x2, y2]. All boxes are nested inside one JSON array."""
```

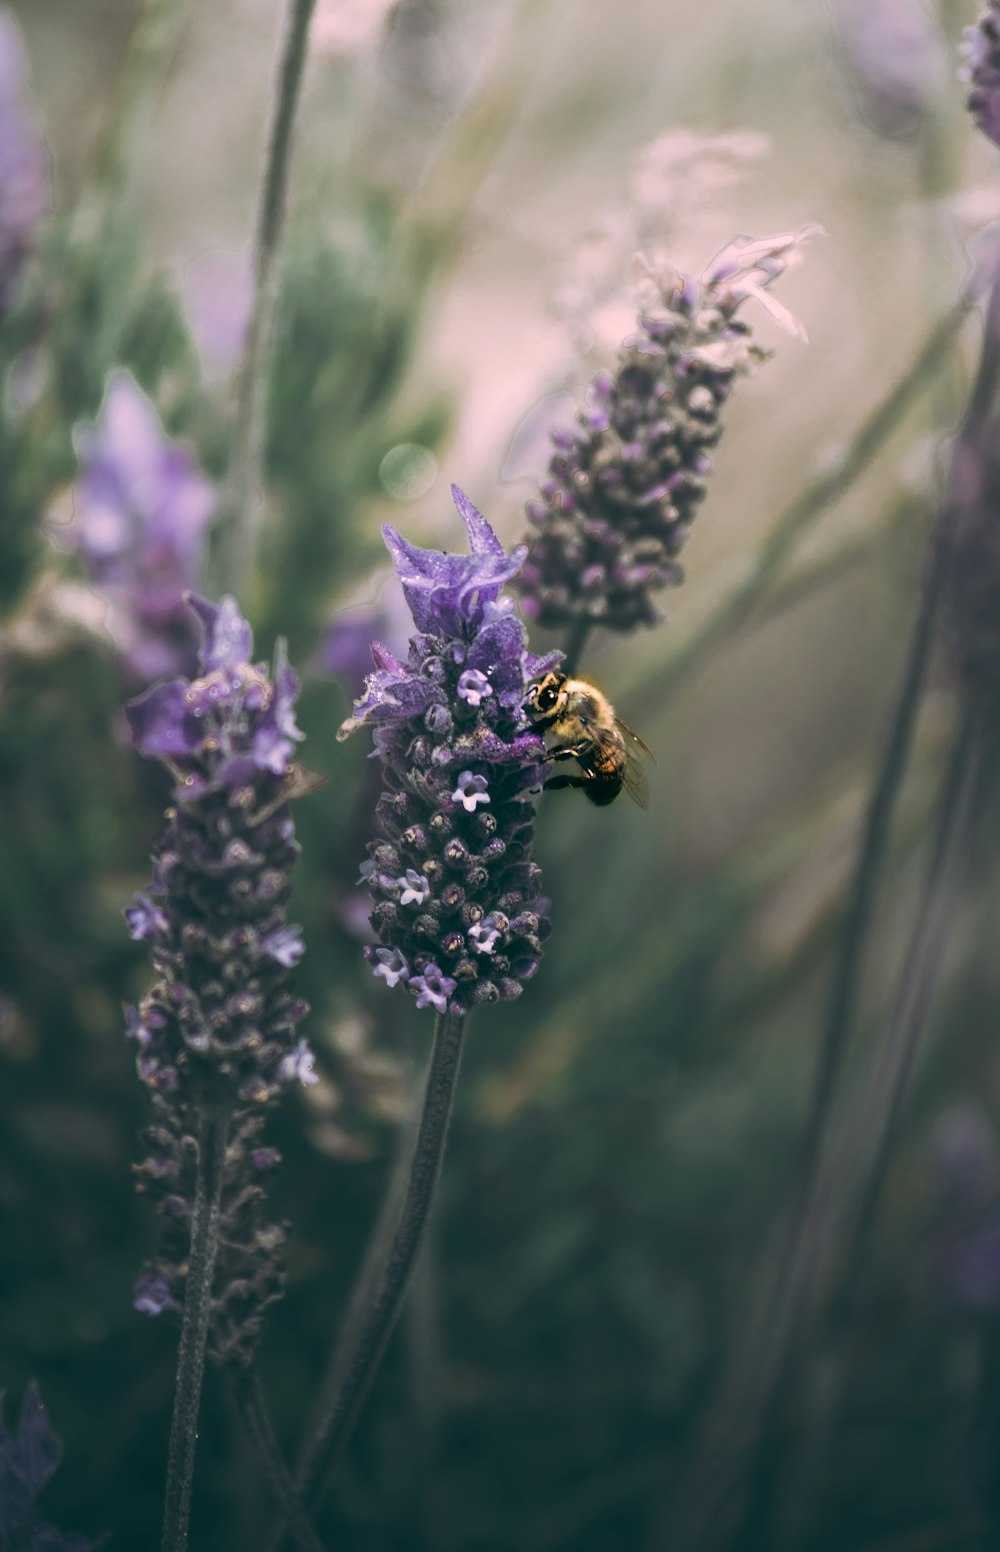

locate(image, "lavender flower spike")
[[961, 1, 1000, 149], [339, 485, 557, 1014], [65, 372, 217, 686], [125, 593, 314, 1364], [516, 228, 818, 636]]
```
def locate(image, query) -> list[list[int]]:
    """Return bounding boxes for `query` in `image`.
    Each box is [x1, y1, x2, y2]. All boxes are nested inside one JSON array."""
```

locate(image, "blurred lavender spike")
[[961, 0, 1000, 149], [0, 1381, 106, 1550], [516, 228, 817, 640], [830, 0, 946, 140]]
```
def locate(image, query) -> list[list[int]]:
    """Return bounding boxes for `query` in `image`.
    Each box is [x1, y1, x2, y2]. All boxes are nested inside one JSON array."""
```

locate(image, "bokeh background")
[[4, 0, 1000, 1547]]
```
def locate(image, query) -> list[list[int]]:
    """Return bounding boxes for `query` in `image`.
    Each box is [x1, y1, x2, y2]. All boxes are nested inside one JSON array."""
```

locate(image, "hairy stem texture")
[[160, 1109, 229, 1552], [275, 1012, 466, 1547]]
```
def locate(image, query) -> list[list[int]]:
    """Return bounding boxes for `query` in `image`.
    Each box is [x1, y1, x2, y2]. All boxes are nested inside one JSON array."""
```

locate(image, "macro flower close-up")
[[8, 2, 1000, 1550]]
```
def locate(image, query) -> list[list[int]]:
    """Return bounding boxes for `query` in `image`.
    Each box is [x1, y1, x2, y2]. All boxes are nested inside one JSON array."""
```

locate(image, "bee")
[[523, 670, 654, 807]]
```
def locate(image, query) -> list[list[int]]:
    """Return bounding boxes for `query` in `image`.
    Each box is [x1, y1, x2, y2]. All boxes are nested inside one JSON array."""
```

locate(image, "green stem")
[[561, 618, 592, 678], [160, 1109, 229, 1552], [838, 711, 983, 1303], [273, 1012, 466, 1548], [231, 1368, 326, 1552], [219, 0, 316, 597]]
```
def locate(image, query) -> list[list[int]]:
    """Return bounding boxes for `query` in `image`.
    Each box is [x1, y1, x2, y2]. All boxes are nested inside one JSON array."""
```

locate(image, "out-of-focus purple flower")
[[179, 247, 252, 382], [339, 485, 556, 1014], [319, 570, 414, 699], [64, 372, 216, 685], [516, 229, 818, 635], [0, 10, 48, 316], [961, 1, 1000, 149], [134, 1270, 180, 1316], [0, 1381, 104, 1550], [831, 0, 945, 140], [125, 596, 315, 1364]]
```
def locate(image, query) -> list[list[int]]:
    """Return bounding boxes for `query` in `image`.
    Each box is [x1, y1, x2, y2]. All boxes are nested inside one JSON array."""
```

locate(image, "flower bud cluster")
[[961, 1, 1000, 150], [124, 594, 313, 1103], [124, 594, 317, 1353], [339, 487, 557, 1015], [133, 1102, 287, 1366], [516, 229, 817, 634]]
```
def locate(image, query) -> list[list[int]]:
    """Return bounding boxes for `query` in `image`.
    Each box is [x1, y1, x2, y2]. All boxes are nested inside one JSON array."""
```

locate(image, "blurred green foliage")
[[4, 2, 1000, 1550]]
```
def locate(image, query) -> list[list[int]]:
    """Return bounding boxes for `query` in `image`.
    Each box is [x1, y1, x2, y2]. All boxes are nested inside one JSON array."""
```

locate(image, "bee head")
[[524, 671, 565, 719]]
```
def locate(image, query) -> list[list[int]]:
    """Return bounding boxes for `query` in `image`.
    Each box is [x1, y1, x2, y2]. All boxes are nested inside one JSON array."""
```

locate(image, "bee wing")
[[614, 715, 656, 764], [619, 750, 650, 809], [588, 723, 650, 809]]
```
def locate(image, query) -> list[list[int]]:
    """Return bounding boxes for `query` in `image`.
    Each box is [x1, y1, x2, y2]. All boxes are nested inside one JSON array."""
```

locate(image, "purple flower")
[[278, 1038, 319, 1087], [468, 916, 502, 954], [124, 893, 168, 941], [452, 769, 490, 811], [410, 964, 458, 1013], [961, 1, 1000, 149], [831, 0, 945, 140], [63, 373, 216, 685], [0, 1381, 104, 1551], [318, 570, 413, 698], [261, 925, 305, 967], [134, 1270, 180, 1316], [373, 947, 410, 987], [457, 668, 493, 706], [0, 12, 48, 316], [516, 230, 817, 634], [340, 486, 555, 1014], [398, 868, 430, 906]]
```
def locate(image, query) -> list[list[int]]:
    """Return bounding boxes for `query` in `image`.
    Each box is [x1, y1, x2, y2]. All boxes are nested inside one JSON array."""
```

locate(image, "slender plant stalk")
[[160, 1109, 230, 1552], [220, 0, 316, 597], [625, 287, 977, 713], [230, 1369, 326, 1552], [561, 617, 592, 678], [270, 1012, 467, 1549], [836, 711, 983, 1299], [732, 714, 984, 1552], [660, 274, 1000, 1552], [70, 0, 191, 245]]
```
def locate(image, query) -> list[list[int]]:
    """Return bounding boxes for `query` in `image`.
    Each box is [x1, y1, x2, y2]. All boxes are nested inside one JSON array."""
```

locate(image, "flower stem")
[[838, 711, 984, 1301], [160, 1108, 229, 1552], [561, 618, 592, 678], [625, 287, 977, 712], [219, 0, 316, 598], [230, 1368, 326, 1552], [273, 1011, 466, 1547]]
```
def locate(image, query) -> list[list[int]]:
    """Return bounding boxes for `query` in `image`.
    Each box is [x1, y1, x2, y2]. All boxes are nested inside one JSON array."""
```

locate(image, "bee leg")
[[544, 773, 592, 793], [547, 743, 589, 763]]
